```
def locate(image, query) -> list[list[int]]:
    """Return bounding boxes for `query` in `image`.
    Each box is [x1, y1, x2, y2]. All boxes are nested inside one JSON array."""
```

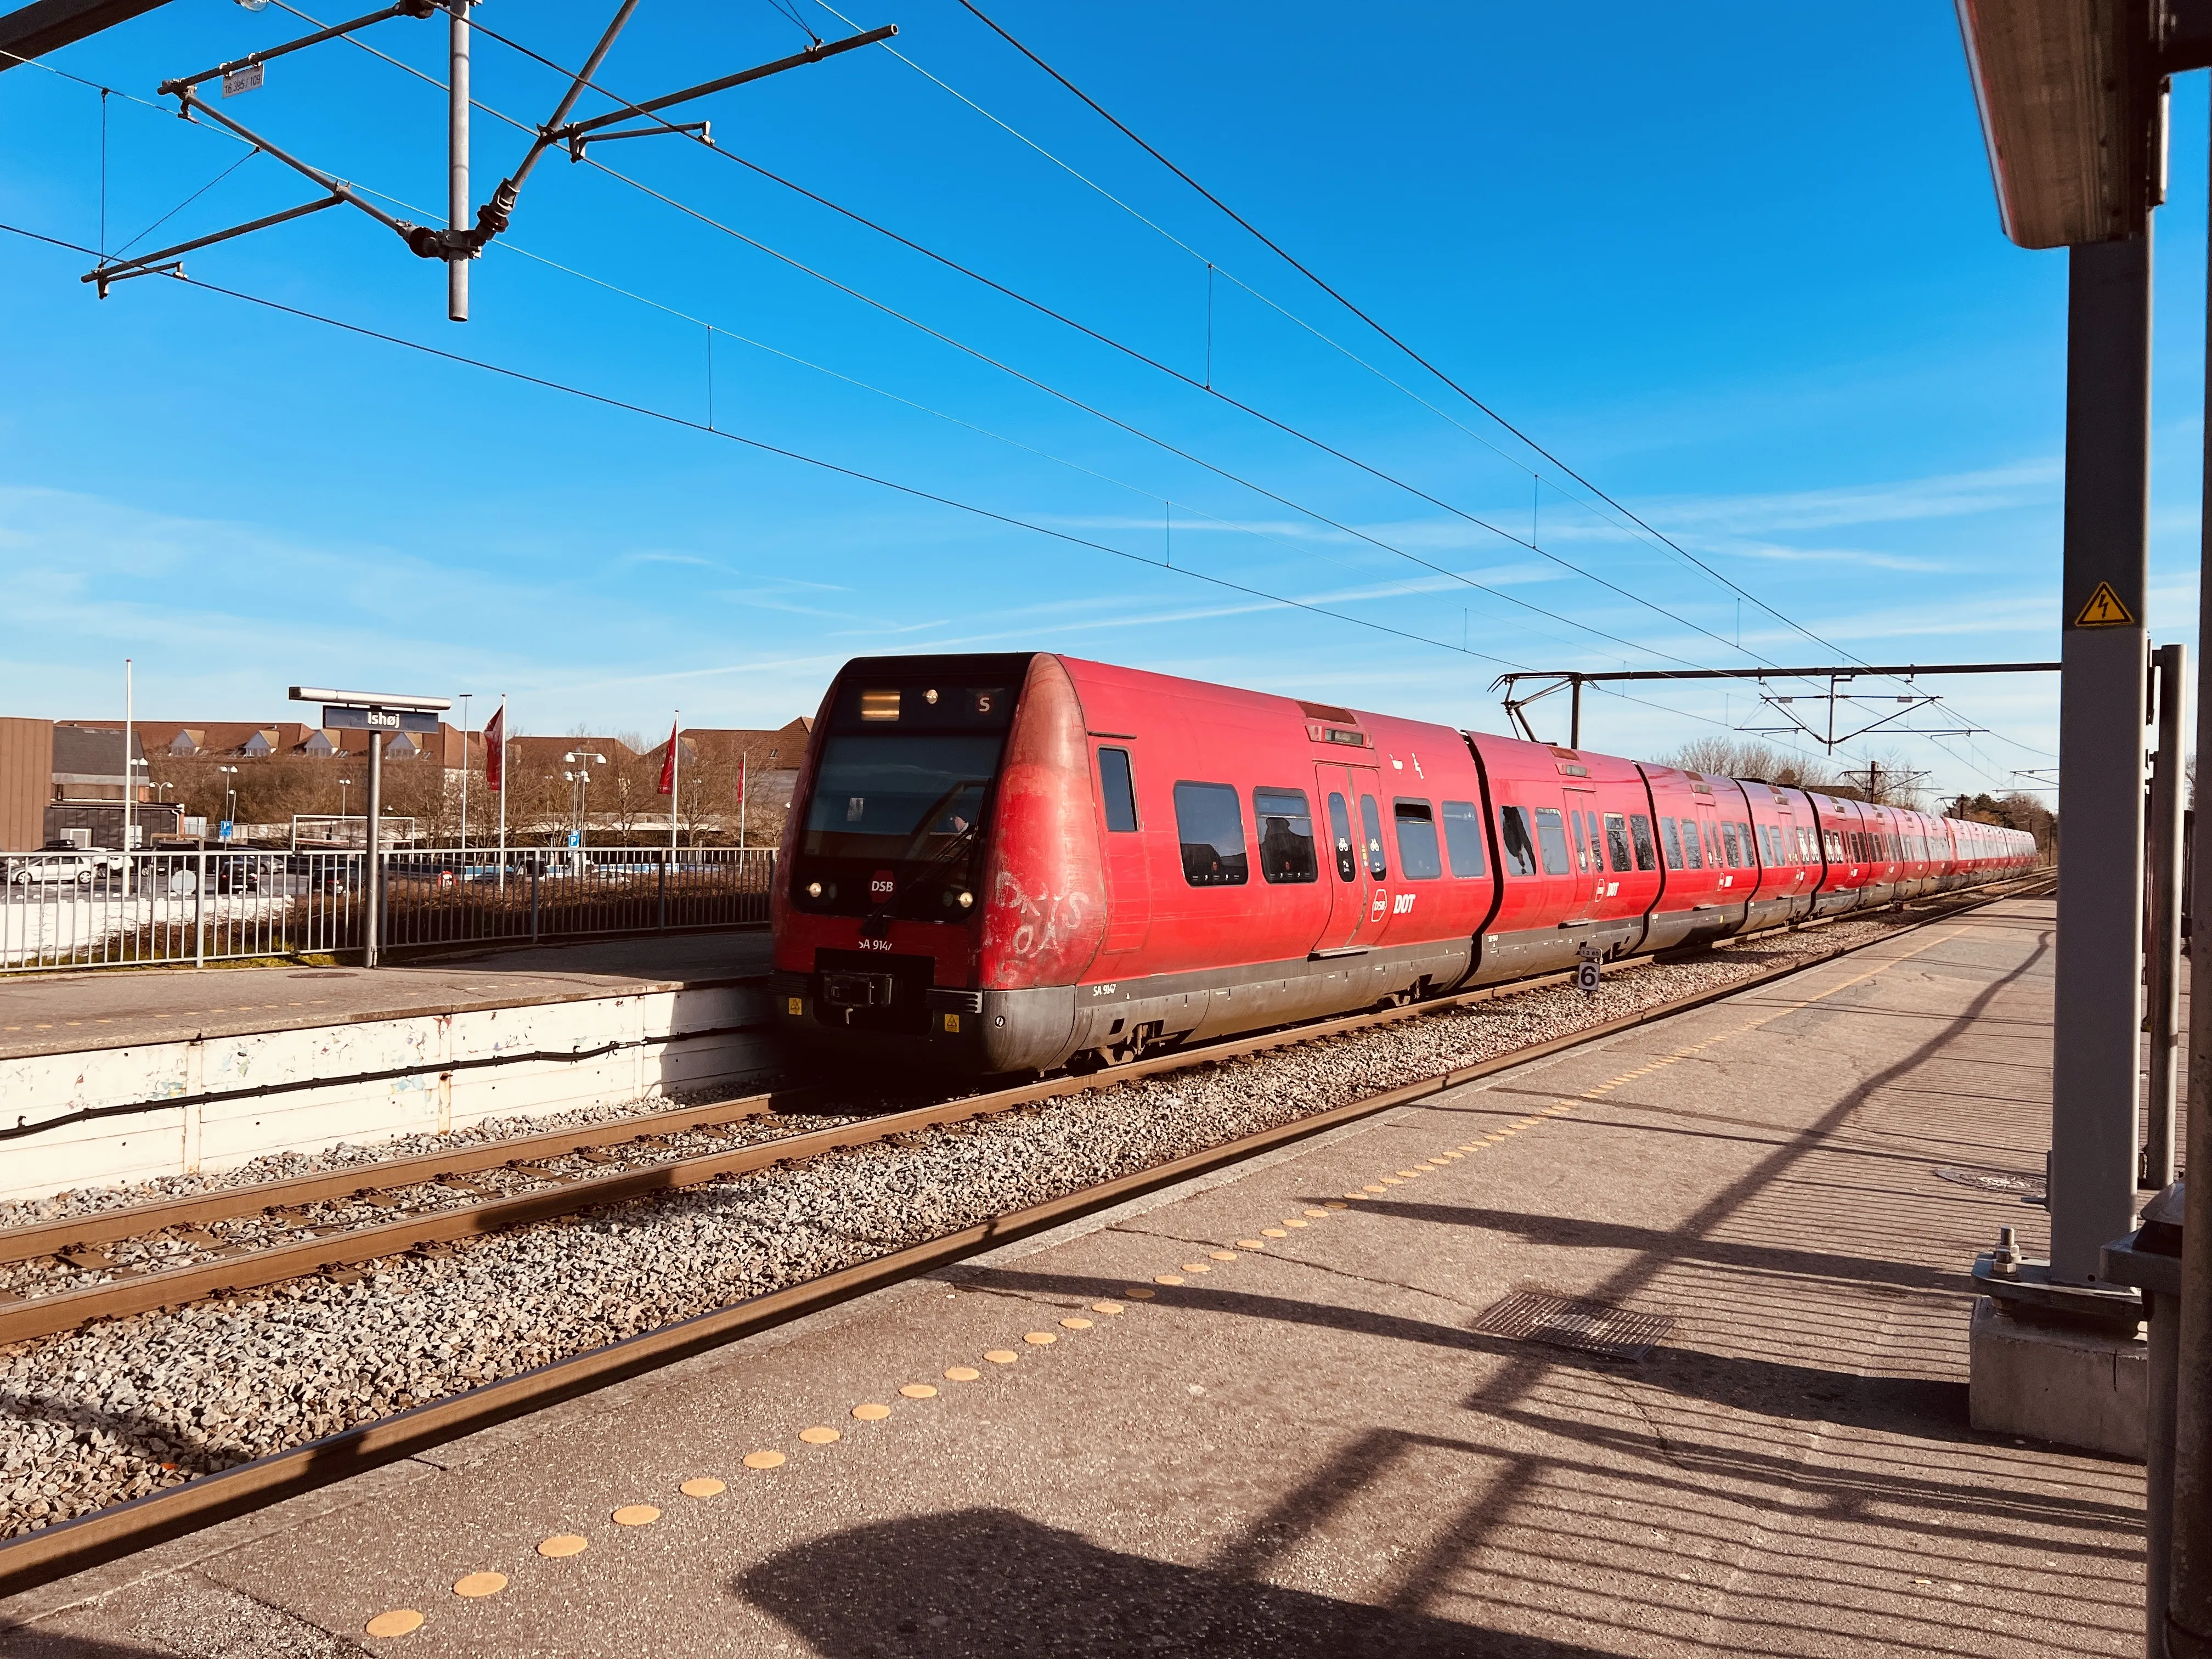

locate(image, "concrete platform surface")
[[1, 896, 2145, 1658], [0, 931, 773, 1061]]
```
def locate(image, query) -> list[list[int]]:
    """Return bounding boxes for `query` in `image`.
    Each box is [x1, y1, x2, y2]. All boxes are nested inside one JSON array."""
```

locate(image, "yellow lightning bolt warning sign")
[[2073, 582, 2135, 627]]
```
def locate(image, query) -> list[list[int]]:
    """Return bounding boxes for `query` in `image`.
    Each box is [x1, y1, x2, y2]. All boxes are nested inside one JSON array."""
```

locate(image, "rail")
[[0, 845, 776, 972], [0, 872, 2052, 1594]]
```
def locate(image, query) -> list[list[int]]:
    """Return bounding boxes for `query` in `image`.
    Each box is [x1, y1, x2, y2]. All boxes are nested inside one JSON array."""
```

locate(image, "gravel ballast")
[[0, 906, 1974, 1539]]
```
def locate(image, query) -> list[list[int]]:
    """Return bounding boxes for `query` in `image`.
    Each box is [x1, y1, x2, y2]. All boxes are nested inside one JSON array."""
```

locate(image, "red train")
[[770, 652, 2038, 1075]]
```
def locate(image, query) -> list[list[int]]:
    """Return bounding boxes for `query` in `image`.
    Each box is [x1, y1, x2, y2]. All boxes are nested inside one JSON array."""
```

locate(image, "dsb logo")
[[869, 870, 896, 901]]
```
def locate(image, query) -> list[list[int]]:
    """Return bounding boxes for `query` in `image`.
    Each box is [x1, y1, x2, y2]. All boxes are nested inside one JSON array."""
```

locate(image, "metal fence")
[[0, 846, 776, 973]]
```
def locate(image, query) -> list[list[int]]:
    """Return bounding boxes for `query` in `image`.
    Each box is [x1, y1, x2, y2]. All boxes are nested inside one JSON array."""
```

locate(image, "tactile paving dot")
[[1121, 1287, 1155, 1300], [1209, 1250, 1239, 1261], [1396, 1169, 1427, 1178], [453, 1572, 507, 1599], [944, 1366, 983, 1381], [612, 1505, 662, 1526], [1303, 1209, 1330, 1218], [1024, 1330, 1058, 1345], [681, 1477, 728, 1496], [853, 1402, 894, 1418], [1180, 1261, 1211, 1272], [365, 1610, 424, 1638], [983, 1350, 1019, 1364], [1261, 1228, 1288, 1239], [1282, 1220, 1310, 1228], [1060, 1317, 1093, 1330], [799, 1426, 843, 1444], [1379, 1177, 1404, 1186], [743, 1451, 787, 1470], [1153, 1273, 1184, 1285], [1362, 1184, 1388, 1193], [1090, 1302, 1124, 1316], [900, 1384, 939, 1399], [538, 1534, 589, 1558]]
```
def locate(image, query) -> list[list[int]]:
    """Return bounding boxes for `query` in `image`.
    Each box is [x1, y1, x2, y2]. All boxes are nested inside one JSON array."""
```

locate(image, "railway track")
[[0, 876, 2051, 1599]]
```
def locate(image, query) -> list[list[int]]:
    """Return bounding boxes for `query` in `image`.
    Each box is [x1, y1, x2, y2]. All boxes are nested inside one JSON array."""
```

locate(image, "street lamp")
[[561, 751, 607, 857], [338, 777, 354, 827], [217, 764, 239, 833], [456, 692, 471, 857]]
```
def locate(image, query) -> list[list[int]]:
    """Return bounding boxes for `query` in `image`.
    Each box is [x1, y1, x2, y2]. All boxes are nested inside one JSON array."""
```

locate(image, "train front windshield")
[[792, 674, 1015, 918], [803, 734, 1003, 856]]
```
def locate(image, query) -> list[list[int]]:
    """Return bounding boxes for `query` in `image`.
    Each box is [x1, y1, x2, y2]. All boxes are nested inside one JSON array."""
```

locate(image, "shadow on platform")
[[737, 1506, 1607, 1658]]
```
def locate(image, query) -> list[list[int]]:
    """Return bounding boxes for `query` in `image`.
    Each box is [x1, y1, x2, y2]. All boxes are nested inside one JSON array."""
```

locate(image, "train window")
[[1720, 823, 1741, 868], [1393, 799, 1442, 879], [1660, 816, 1684, 870], [1683, 819, 1705, 870], [1568, 809, 1591, 873], [1254, 788, 1318, 884], [1604, 812, 1632, 873], [1764, 825, 1783, 865], [1629, 814, 1657, 872], [1327, 793, 1357, 882], [1359, 795, 1389, 879], [1498, 805, 1539, 876], [1532, 806, 1572, 876], [1173, 782, 1248, 887], [1441, 800, 1486, 877], [1741, 823, 1759, 865], [1098, 748, 1138, 833]]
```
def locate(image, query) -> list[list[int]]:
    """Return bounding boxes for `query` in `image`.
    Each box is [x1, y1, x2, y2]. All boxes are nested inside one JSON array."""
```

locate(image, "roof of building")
[[503, 735, 641, 767], [637, 718, 812, 770], [50, 725, 144, 781]]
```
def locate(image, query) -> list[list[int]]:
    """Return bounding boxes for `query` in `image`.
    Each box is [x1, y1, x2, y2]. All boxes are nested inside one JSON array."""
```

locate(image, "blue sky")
[[1, 0, 2204, 802]]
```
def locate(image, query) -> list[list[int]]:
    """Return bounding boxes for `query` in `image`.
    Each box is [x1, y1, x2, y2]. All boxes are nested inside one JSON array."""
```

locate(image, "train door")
[[1562, 785, 1604, 922], [1315, 762, 1389, 952], [1091, 741, 1149, 970]]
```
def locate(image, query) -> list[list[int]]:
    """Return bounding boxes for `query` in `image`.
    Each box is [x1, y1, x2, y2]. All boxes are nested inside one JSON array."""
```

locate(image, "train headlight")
[[806, 881, 822, 899], [957, 890, 974, 909]]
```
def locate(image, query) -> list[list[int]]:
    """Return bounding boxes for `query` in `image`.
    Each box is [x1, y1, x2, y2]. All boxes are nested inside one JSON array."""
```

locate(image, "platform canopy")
[[1953, 0, 2171, 248], [0, 0, 176, 68]]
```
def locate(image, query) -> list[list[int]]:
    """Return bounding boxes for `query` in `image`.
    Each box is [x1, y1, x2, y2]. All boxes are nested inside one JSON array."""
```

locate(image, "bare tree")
[[1662, 738, 1836, 791]]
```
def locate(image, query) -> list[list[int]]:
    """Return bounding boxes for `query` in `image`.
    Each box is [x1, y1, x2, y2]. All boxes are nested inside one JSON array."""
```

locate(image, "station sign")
[[322, 704, 440, 733]]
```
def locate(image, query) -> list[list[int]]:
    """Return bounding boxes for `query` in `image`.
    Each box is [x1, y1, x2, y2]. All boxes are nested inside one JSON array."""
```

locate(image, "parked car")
[[283, 853, 358, 893], [9, 855, 97, 886]]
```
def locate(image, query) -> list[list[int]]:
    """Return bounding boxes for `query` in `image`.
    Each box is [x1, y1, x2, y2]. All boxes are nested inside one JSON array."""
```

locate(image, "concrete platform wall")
[[0, 984, 774, 1204]]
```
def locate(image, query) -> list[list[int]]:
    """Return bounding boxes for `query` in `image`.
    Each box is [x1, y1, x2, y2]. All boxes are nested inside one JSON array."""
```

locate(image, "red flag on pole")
[[657, 718, 680, 795], [483, 704, 505, 791]]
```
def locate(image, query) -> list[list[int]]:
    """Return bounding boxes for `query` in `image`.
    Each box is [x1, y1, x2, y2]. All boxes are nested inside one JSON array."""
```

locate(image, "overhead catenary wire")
[[5, 10, 2051, 789], [0, 21, 2010, 789], [399, 4, 1786, 682], [255, 0, 1741, 679], [0, 213, 1847, 767], [927, 0, 2051, 775], [252, 0, 2044, 793]]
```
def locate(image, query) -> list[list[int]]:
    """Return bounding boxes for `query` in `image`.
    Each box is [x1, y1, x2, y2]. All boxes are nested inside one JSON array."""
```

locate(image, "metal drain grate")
[[1934, 1166, 2045, 1199], [1473, 1291, 1675, 1360]]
